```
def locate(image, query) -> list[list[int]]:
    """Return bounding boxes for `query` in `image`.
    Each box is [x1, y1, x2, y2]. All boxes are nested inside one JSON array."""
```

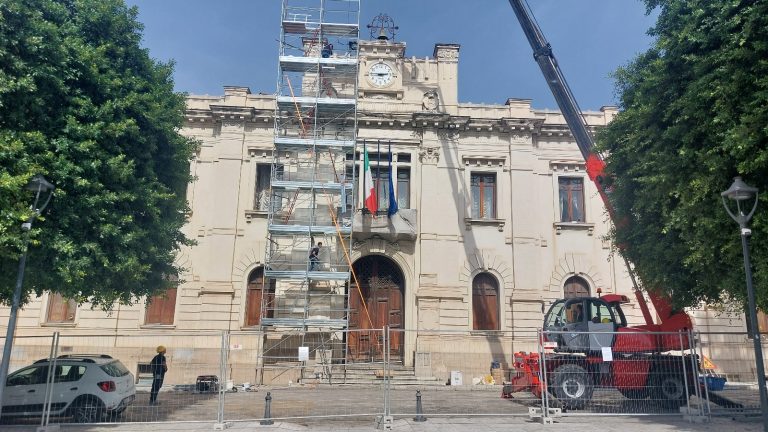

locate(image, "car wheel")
[[72, 398, 104, 423], [551, 363, 594, 410], [108, 407, 126, 418], [650, 373, 686, 408]]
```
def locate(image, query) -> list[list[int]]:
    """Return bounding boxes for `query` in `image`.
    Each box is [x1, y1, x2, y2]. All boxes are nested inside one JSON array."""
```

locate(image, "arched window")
[[472, 273, 499, 330], [245, 267, 275, 327], [563, 276, 590, 299]]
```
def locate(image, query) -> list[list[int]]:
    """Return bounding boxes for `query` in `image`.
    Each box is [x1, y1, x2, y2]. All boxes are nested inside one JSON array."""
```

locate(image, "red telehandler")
[[501, 0, 700, 409]]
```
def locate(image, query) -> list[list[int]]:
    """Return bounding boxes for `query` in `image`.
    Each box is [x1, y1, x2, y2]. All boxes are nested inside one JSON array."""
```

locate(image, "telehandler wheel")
[[551, 363, 594, 409], [650, 373, 686, 408], [618, 388, 650, 400]]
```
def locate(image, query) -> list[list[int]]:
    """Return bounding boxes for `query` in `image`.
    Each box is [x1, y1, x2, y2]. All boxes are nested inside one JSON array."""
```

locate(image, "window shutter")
[[47, 293, 76, 323], [145, 288, 177, 325], [472, 273, 499, 330]]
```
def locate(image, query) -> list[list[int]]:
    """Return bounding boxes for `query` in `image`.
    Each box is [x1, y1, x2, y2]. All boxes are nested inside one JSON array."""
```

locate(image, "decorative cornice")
[[433, 43, 460, 62], [185, 105, 273, 126], [550, 160, 585, 172], [499, 118, 542, 134], [358, 40, 406, 58]]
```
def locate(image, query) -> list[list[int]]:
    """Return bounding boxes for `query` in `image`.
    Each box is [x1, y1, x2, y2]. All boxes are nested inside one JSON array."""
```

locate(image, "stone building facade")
[[1, 36, 756, 384]]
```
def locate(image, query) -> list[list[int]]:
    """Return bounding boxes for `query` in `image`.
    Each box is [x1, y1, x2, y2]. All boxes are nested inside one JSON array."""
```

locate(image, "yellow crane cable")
[[320, 188, 374, 330], [285, 76, 307, 137]]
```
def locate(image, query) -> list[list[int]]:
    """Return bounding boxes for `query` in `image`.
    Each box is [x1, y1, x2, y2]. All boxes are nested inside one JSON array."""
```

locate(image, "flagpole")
[[362, 139, 366, 213], [377, 140, 381, 215], [388, 140, 393, 218], [388, 140, 392, 208]]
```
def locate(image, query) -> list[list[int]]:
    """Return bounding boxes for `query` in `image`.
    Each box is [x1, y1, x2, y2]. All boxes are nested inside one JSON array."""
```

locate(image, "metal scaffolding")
[[260, 0, 361, 366]]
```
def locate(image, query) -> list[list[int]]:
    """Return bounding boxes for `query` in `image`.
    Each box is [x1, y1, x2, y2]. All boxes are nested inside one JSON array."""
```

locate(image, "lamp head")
[[721, 176, 758, 227], [721, 176, 757, 201], [25, 175, 54, 193]]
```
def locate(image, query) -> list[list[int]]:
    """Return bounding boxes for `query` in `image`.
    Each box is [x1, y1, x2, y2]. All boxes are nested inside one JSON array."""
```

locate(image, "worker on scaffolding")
[[321, 43, 333, 58], [309, 242, 322, 271]]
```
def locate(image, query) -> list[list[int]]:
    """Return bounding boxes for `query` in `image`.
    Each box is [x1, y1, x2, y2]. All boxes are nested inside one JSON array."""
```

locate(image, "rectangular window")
[[254, 164, 271, 211], [397, 168, 410, 209], [373, 167, 391, 213], [53, 365, 87, 383], [46, 293, 77, 323], [471, 173, 496, 219], [255, 164, 285, 212], [559, 177, 585, 222], [345, 164, 357, 215], [145, 288, 177, 325]]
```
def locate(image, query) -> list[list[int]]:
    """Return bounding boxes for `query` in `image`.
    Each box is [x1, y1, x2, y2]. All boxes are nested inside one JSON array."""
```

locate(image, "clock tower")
[[357, 16, 460, 113], [358, 29, 405, 99]]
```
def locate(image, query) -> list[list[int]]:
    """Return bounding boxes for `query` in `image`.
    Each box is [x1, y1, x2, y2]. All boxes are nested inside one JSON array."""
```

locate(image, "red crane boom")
[[507, 0, 692, 340]]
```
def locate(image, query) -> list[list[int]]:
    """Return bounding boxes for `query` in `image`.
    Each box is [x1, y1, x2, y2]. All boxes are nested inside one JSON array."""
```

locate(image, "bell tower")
[[358, 14, 405, 99]]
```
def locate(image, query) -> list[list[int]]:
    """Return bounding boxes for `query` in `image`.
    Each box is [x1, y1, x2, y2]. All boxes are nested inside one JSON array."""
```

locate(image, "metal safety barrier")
[[0, 328, 765, 428]]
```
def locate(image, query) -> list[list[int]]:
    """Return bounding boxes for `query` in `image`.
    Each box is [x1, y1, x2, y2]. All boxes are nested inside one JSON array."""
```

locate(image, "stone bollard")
[[413, 390, 427, 422], [260, 391, 275, 425]]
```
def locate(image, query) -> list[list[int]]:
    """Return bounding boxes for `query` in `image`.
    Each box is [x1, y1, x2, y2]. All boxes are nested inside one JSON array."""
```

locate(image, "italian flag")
[[363, 149, 377, 214]]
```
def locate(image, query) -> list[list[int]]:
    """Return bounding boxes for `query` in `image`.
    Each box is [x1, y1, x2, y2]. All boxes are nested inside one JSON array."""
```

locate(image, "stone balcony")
[[351, 209, 417, 242]]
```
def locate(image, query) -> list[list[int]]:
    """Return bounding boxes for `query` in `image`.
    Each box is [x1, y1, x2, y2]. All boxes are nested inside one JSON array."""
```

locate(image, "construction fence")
[[0, 328, 764, 427]]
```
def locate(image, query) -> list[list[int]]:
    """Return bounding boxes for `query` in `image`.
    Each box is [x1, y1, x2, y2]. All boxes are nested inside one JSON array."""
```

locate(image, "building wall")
[[1, 38, 757, 381]]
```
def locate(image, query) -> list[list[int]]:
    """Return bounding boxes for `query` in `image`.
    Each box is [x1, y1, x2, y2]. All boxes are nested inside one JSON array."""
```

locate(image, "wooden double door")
[[347, 256, 404, 362]]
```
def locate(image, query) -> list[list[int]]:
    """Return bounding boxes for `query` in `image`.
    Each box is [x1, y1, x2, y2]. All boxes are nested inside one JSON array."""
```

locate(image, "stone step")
[[304, 363, 441, 385], [337, 380, 446, 386], [340, 369, 417, 376], [332, 364, 412, 371], [337, 374, 439, 381]]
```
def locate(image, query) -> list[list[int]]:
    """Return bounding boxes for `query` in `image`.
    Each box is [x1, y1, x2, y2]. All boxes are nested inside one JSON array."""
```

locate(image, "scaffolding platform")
[[268, 224, 352, 236], [274, 137, 355, 150], [264, 270, 351, 281], [279, 55, 357, 74], [271, 179, 353, 191], [277, 95, 356, 110], [282, 21, 358, 37]]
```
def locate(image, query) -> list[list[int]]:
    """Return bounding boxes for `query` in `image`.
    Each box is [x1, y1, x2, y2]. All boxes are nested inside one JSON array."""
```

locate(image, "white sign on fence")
[[543, 341, 558, 351], [298, 346, 309, 361], [601, 346, 613, 362], [450, 370, 463, 386]]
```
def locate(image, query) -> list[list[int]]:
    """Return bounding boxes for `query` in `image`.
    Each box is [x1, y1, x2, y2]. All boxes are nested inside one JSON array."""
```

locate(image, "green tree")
[[598, 0, 768, 310], [0, 0, 195, 309]]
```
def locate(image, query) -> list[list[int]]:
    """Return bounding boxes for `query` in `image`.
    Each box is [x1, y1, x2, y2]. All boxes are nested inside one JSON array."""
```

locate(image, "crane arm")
[[507, 0, 689, 330]]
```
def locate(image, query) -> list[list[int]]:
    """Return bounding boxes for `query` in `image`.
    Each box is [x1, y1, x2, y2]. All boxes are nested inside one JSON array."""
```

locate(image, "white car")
[[2, 354, 135, 423]]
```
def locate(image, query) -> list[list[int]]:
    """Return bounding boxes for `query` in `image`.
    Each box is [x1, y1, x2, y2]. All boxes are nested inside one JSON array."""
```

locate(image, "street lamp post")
[[0, 175, 55, 418], [721, 176, 768, 430]]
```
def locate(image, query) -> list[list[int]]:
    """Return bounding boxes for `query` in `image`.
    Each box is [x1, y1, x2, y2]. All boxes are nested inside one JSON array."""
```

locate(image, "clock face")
[[368, 62, 394, 87]]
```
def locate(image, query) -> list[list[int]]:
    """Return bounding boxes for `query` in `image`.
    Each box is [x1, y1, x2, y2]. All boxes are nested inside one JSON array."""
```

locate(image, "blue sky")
[[125, 0, 657, 110]]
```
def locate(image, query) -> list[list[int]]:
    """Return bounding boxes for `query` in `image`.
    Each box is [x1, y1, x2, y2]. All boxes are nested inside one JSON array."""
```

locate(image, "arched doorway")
[[563, 275, 590, 299], [348, 255, 405, 362], [244, 267, 275, 327]]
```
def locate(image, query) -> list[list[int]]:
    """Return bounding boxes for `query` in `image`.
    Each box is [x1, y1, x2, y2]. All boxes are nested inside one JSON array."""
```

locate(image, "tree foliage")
[[597, 0, 768, 310], [0, 0, 195, 309]]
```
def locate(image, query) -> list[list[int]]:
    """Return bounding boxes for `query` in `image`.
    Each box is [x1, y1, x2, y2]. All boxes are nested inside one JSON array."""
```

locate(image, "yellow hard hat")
[[156, 345, 166, 353]]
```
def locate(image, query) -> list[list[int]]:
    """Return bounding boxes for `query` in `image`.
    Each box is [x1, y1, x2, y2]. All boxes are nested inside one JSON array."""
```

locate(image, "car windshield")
[[100, 361, 130, 377], [7, 366, 48, 386], [544, 301, 565, 329]]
